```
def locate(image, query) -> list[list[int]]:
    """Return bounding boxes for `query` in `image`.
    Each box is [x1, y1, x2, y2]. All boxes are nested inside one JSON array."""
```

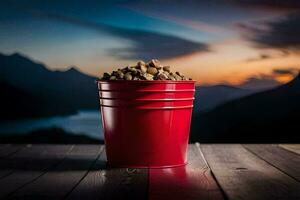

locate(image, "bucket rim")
[[99, 97, 195, 101], [96, 80, 196, 84], [98, 89, 195, 92], [99, 104, 193, 109]]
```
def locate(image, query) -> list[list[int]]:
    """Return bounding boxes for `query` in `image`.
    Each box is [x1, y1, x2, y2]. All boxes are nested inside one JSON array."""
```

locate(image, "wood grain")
[[0, 144, 24, 158], [279, 144, 300, 155], [201, 144, 300, 200], [244, 144, 300, 182], [0, 144, 27, 179], [66, 147, 148, 200], [148, 145, 224, 200], [9, 145, 102, 199], [0, 144, 73, 199], [1, 144, 299, 200]]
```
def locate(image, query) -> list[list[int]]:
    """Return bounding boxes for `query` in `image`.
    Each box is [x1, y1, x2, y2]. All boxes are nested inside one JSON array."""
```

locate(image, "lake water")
[[0, 110, 103, 140]]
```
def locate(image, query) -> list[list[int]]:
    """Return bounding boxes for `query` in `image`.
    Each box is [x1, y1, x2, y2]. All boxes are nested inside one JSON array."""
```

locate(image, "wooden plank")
[[244, 144, 300, 182], [201, 144, 300, 200], [0, 144, 25, 158], [9, 145, 103, 199], [149, 144, 224, 200], [0, 144, 28, 179], [279, 144, 300, 155], [0, 144, 73, 198], [66, 147, 148, 200]]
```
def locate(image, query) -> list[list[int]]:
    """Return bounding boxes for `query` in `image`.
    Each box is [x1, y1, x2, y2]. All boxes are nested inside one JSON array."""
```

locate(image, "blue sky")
[[0, 0, 300, 85]]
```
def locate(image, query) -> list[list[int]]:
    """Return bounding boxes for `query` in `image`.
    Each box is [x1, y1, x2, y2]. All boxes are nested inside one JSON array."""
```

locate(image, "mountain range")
[[193, 85, 255, 113], [0, 127, 102, 144], [0, 52, 269, 119], [0, 53, 98, 119], [1, 52, 298, 143], [190, 72, 300, 143]]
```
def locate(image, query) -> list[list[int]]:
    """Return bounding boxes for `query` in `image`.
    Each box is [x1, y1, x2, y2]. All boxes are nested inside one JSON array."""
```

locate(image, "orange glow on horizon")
[[275, 74, 295, 83], [45, 38, 300, 87]]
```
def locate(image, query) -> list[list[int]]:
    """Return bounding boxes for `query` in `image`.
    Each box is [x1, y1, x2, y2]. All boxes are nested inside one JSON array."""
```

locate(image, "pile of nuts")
[[100, 59, 192, 81]]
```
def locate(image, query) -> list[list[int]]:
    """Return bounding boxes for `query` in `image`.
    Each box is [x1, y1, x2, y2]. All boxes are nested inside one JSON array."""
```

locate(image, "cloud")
[[239, 67, 300, 89], [238, 13, 300, 52], [272, 68, 299, 75], [239, 74, 280, 90], [230, 0, 300, 12], [121, 4, 228, 35], [244, 51, 289, 62], [123, 0, 300, 15], [106, 29, 210, 60], [245, 53, 271, 62], [30, 11, 210, 60]]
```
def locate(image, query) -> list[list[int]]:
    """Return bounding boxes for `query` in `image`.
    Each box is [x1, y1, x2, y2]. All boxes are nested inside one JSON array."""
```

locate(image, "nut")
[[176, 71, 184, 77], [149, 59, 160, 68], [117, 70, 124, 79], [137, 60, 146, 67], [124, 72, 132, 80], [110, 76, 117, 80], [102, 72, 110, 80], [157, 73, 169, 80], [168, 74, 176, 81], [129, 67, 136, 71], [140, 65, 147, 73], [163, 66, 170, 72], [144, 73, 154, 80], [100, 59, 192, 81], [163, 71, 169, 76], [147, 67, 158, 75], [173, 73, 182, 80], [111, 71, 118, 76]]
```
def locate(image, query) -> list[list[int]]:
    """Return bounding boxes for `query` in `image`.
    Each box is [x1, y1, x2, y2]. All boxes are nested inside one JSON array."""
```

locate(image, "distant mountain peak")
[[9, 52, 29, 60], [0, 52, 51, 75], [65, 66, 81, 74], [288, 70, 300, 86], [11, 52, 23, 57], [238, 77, 280, 90], [214, 84, 244, 90], [295, 71, 300, 79], [0, 52, 24, 58], [0, 52, 99, 119]]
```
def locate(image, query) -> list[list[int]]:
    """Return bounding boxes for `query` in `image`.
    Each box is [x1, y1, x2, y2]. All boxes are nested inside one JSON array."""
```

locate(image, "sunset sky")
[[0, 0, 300, 86]]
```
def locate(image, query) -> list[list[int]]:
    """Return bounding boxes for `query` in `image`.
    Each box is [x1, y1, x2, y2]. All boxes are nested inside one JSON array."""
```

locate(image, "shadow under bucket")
[[97, 80, 195, 168]]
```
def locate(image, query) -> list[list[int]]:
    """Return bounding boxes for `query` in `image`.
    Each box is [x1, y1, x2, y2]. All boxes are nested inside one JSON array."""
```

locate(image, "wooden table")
[[0, 144, 299, 200]]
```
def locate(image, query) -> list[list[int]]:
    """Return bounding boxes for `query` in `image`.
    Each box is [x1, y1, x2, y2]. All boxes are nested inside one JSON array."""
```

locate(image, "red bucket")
[[97, 80, 195, 168]]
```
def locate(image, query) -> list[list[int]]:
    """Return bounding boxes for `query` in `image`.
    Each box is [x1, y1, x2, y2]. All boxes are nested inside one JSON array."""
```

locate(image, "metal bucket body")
[[98, 80, 195, 168]]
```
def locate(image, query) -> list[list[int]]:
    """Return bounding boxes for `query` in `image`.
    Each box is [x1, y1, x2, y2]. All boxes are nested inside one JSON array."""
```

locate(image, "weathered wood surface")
[[0, 145, 73, 199], [10, 145, 102, 199], [67, 148, 148, 200], [0, 144, 25, 158], [0, 144, 26, 179], [0, 144, 299, 200], [201, 144, 300, 200], [244, 144, 300, 182], [149, 145, 223, 200], [279, 144, 300, 155]]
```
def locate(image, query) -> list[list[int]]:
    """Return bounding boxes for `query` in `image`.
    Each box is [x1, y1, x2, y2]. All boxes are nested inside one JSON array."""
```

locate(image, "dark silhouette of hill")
[[190, 72, 300, 143], [194, 78, 280, 113], [0, 52, 263, 119], [0, 81, 73, 119], [239, 77, 280, 90], [193, 85, 255, 113], [0, 53, 99, 119], [0, 127, 102, 144]]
